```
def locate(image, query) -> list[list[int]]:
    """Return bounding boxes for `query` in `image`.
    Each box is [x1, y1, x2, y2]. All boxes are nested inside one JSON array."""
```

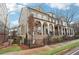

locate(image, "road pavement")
[[65, 47, 79, 55]]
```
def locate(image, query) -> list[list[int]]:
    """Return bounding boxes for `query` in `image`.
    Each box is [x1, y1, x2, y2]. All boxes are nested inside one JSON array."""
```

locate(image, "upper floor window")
[[59, 20, 62, 25], [56, 20, 58, 24], [37, 13, 42, 19], [43, 15, 47, 20], [63, 22, 67, 26], [52, 19, 55, 23], [31, 12, 37, 17], [49, 17, 51, 22], [61, 21, 62, 25]]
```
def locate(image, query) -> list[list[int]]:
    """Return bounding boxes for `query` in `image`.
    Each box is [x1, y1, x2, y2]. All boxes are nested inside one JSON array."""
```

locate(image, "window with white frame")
[[43, 15, 47, 20], [49, 17, 51, 22], [59, 20, 62, 25], [51, 18, 53, 22], [31, 12, 37, 17], [56, 20, 58, 24], [63, 22, 66, 26], [37, 13, 42, 19]]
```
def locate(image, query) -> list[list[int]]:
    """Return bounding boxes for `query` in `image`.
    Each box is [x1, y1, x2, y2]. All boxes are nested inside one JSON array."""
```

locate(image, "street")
[[65, 47, 79, 55], [71, 50, 79, 55]]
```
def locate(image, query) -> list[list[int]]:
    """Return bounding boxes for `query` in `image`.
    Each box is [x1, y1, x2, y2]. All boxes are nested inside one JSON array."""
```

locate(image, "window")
[[31, 12, 36, 17], [48, 17, 51, 22], [63, 22, 67, 26], [56, 20, 58, 24], [52, 19, 55, 23], [37, 27, 41, 33], [43, 15, 47, 20], [37, 14, 42, 19], [59, 20, 62, 25], [61, 20, 63, 25]]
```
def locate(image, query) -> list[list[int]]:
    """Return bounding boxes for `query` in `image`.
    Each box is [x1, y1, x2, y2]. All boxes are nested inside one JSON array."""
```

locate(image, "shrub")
[[75, 32, 79, 35], [58, 35, 64, 42], [63, 35, 74, 41], [12, 36, 22, 45], [74, 35, 79, 39], [50, 35, 64, 43]]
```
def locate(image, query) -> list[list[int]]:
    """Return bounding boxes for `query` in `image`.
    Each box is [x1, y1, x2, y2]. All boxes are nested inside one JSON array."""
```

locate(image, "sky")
[[6, 3, 79, 28]]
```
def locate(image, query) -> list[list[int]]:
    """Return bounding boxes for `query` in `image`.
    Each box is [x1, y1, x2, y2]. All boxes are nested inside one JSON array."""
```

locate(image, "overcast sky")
[[6, 3, 79, 27]]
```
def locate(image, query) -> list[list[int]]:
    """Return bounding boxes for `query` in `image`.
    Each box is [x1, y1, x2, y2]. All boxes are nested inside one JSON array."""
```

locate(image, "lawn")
[[34, 39, 79, 55], [1, 39, 79, 55], [0, 44, 22, 54]]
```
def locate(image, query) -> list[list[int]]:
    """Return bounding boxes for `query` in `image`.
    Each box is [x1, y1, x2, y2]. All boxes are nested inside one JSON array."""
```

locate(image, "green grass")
[[36, 39, 79, 55], [1, 39, 79, 55], [0, 44, 22, 54]]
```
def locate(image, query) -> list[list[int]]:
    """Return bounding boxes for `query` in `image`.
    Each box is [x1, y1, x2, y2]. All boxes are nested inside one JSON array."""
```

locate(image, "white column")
[[63, 27, 65, 35], [67, 28, 69, 36], [68, 28, 70, 36], [67, 28, 68, 36], [71, 28, 74, 36], [27, 21, 30, 40], [61, 27, 63, 36], [53, 24, 55, 36], [48, 23, 50, 35], [27, 22, 29, 34], [73, 29, 75, 36], [58, 26, 60, 35], [41, 22, 43, 36], [19, 26, 21, 35]]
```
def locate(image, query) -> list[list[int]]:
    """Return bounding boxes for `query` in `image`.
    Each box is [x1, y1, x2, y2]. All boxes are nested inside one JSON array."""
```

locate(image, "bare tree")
[[51, 5, 78, 26], [64, 7, 78, 26], [4, 14, 8, 42]]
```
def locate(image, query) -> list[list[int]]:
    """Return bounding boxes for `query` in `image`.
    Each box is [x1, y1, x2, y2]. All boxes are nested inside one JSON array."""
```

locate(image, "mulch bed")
[[20, 44, 29, 50]]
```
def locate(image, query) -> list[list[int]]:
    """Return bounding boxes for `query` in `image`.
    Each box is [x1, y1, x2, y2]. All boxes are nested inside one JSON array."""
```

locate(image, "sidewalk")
[[4, 39, 79, 55]]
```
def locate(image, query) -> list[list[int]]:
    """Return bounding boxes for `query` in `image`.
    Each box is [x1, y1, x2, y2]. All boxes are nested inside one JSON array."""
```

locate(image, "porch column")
[[71, 28, 74, 36], [41, 22, 43, 36], [73, 29, 75, 36], [27, 21, 29, 40], [63, 27, 65, 36], [64, 27, 66, 35], [68, 28, 70, 36], [58, 26, 60, 35], [68, 29, 70, 36], [19, 26, 21, 35], [67, 28, 69, 36], [61, 27, 63, 36], [67, 28, 69, 35], [53, 24, 55, 36], [48, 23, 50, 35], [66, 28, 68, 36]]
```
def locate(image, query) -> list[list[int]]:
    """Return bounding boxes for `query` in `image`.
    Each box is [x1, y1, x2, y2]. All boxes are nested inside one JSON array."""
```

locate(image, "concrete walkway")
[[4, 39, 79, 55]]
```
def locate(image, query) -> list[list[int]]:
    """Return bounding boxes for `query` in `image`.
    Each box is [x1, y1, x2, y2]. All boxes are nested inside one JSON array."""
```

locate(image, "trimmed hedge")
[[50, 35, 64, 43], [49, 35, 74, 43]]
